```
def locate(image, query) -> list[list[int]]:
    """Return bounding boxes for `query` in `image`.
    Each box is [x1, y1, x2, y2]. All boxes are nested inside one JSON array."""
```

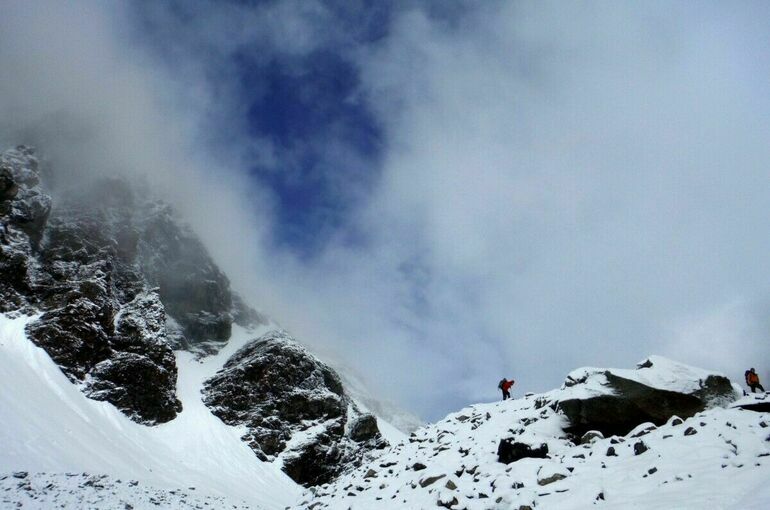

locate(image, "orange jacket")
[[502, 380, 514, 391], [748, 372, 760, 385]]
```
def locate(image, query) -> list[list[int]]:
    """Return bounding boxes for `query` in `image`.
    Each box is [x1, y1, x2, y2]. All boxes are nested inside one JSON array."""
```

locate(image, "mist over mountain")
[[2, 0, 769, 424]]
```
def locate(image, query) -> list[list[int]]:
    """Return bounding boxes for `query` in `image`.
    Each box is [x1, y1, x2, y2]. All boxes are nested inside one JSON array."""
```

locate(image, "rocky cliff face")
[[0, 146, 263, 423], [203, 330, 388, 486]]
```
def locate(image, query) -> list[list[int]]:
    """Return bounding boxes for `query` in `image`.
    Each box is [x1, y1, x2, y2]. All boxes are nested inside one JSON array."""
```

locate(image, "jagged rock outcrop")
[[1, 147, 182, 423], [556, 356, 739, 437], [0, 146, 267, 424], [136, 200, 236, 352], [202, 330, 387, 486]]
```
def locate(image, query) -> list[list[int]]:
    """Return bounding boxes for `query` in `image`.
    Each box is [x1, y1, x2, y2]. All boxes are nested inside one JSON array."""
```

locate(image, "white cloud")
[[2, 1, 769, 420]]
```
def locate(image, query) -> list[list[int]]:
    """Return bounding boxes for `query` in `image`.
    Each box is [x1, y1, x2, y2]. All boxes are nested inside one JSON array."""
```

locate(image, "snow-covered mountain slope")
[[298, 358, 770, 510], [0, 145, 397, 489], [0, 313, 300, 509]]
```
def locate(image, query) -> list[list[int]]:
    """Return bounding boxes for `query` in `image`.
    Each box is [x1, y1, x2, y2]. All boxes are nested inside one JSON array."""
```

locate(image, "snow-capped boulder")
[[732, 393, 770, 413], [202, 330, 387, 486], [556, 356, 739, 437]]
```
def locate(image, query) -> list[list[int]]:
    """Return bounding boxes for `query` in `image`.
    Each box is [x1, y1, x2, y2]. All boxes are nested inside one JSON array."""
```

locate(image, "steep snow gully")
[[3, 309, 770, 509]]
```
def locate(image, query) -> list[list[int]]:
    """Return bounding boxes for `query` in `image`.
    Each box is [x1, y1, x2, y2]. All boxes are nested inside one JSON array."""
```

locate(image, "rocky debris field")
[[296, 357, 770, 509], [0, 472, 254, 509]]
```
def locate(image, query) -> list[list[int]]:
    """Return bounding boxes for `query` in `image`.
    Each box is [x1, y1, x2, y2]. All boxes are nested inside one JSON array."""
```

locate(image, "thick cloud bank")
[[1, 1, 769, 420]]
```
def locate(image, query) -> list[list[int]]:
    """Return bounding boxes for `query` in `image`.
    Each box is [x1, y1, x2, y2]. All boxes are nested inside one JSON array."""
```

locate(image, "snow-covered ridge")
[[298, 357, 770, 510]]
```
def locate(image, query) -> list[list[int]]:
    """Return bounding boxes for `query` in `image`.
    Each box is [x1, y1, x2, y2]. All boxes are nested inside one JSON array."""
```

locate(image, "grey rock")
[[202, 331, 385, 486], [581, 430, 604, 444], [559, 369, 736, 438], [537, 473, 567, 486], [418, 474, 445, 488]]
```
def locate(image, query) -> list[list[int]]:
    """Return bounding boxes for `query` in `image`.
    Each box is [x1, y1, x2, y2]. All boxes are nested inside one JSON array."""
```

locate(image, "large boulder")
[[556, 356, 739, 437], [203, 330, 387, 486], [731, 394, 770, 413]]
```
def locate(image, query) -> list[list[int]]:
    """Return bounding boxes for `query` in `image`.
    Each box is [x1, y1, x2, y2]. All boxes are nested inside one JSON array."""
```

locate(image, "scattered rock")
[[684, 427, 698, 436], [633, 441, 648, 455]]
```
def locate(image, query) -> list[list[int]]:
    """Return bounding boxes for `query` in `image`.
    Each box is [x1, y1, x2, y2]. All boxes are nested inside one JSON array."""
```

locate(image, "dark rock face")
[[137, 203, 235, 351], [0, 147, 183, 424], [203, 330, 387, 486], [558, 360, 738, 438], [497, 440, 549, 464], [0, 146, 259, 424]]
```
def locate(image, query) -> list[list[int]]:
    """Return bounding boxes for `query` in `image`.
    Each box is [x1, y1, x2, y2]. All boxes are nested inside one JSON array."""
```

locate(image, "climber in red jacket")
[[498, 378, 515, 400]]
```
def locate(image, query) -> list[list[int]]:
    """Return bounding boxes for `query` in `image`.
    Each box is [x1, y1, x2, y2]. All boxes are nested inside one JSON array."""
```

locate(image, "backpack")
[[498, 379, 506, 390], [745, 370, 752, 384]]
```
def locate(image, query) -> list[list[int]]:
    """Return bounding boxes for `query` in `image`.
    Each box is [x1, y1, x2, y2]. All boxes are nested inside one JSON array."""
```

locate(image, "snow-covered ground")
[[4, 310, 770, 510], [0, 313, 301, 509], [299, 363, 770, 510]]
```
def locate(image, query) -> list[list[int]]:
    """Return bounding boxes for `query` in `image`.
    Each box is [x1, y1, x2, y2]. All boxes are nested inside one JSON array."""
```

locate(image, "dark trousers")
[[502, 389, 511, 400], [750, 383, 765, 393]]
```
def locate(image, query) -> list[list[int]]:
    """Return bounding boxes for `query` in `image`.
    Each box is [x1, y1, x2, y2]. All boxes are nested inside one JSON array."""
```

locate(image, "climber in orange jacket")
[[498, 378, 515, 400], [745, 368, 765, 393]]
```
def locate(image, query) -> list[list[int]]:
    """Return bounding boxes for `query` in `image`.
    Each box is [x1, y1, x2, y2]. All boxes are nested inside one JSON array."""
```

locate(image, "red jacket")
[[502, 380, 514, 391]]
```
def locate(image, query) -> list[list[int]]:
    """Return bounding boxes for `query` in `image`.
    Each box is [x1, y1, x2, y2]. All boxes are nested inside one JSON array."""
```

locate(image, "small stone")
[[537, 473, 567, 486], [413, 463, 427, 471], [581, 430, 604, 444], [648, 467, 658, 475], [684, 427, 698, 436], [420, 474, 446, 488], [606, 446, 617, 457], [633, 441, 648, 455], [364, 469, 377, 479]]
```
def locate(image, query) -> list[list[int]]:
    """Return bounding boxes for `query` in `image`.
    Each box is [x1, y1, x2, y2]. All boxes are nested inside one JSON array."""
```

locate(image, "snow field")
[[0, 313, 300, 509]]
